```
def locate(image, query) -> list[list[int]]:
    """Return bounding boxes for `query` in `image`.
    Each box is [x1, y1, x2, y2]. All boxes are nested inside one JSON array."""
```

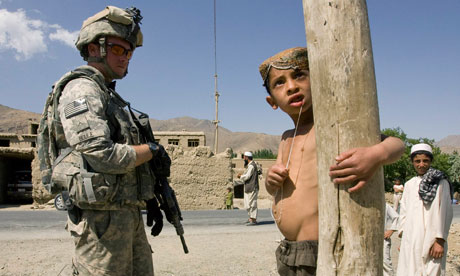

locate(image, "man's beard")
[[244, 160, 248, 167]]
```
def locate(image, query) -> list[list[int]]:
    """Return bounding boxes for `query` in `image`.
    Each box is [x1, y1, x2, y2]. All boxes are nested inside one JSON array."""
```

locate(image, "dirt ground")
[[0, 204, 459, 276]]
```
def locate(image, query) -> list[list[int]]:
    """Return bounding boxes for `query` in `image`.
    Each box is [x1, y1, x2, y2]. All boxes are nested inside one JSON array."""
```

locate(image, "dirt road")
[[0, 205, 459, 276]]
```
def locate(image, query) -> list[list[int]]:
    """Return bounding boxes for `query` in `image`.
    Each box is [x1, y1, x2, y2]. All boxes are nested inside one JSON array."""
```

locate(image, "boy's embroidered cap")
[[411, 143, 432, 154], [259, 47, 309, 86]]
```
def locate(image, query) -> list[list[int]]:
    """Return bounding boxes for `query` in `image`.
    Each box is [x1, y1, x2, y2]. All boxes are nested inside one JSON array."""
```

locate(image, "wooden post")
[[302, 1, 384, 275]]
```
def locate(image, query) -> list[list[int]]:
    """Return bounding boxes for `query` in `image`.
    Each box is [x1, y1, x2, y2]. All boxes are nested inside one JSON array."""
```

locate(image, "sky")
[[0, 0, 459, 142]]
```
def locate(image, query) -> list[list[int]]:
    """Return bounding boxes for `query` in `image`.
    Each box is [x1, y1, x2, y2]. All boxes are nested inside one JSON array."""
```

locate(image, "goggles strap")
[[100, 37, 126, 80], [98, 37, 107, 58], [87, 36, 128, 80]]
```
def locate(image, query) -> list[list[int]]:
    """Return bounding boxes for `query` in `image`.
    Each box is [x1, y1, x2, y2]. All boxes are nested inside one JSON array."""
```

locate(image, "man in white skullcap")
[[397, 143, 453, 276], [236, 151, 259, 225]]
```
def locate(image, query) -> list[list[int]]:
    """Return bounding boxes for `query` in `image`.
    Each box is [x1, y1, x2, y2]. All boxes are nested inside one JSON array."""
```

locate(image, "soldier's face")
[[105, 36, 132, 78]]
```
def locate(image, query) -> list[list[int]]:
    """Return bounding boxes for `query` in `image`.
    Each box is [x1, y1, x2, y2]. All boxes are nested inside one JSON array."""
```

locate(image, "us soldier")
[[41, 6, 163, 275]]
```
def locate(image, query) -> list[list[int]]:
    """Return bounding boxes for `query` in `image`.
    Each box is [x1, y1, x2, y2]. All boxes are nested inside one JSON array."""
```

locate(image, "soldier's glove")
[[150, 144, 171, 177], [146, 197, 163, 236]]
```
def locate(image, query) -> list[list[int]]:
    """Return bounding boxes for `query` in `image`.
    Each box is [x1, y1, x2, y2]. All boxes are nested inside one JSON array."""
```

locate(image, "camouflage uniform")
[[37, 6, 158, 275], [53, 65, 155, 275]]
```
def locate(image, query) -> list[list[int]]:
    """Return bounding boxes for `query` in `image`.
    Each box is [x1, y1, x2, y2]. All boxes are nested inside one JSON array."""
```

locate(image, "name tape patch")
[[65, 98, 89, 119]]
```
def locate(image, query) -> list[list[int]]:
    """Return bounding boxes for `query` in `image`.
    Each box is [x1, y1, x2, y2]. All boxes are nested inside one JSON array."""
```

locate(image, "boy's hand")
[[329, 136, 404, 193], [384, 230, 394, 240], [329, 145, 383, 193], [265, 164, 289, 196]]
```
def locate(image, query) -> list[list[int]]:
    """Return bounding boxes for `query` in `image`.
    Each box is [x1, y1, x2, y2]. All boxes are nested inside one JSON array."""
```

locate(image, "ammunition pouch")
[[50, 150, 119, 208]]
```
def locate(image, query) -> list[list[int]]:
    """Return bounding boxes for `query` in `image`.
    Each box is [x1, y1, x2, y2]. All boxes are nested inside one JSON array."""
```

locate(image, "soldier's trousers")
[[66, 206, 154, 276]]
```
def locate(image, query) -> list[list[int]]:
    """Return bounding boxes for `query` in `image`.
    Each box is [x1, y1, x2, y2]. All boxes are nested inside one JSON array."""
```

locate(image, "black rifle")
[[132, 108, 189, 254]]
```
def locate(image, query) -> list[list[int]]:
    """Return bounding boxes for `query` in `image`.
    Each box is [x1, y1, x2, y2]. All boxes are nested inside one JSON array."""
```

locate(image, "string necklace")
[[272, 104, 304, 224]]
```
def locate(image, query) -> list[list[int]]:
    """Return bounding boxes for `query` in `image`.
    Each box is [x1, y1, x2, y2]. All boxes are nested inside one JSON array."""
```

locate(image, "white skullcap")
[[411, 143, 432, 154], [244, 151, 253, 157]]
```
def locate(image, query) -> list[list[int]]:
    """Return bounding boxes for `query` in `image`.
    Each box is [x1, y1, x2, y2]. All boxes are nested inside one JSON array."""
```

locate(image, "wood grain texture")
[[303, 1, 384, 275]]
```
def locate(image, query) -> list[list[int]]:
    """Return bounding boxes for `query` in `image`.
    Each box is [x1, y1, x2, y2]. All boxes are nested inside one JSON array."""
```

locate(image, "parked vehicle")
[[7, 170, 32, 199]]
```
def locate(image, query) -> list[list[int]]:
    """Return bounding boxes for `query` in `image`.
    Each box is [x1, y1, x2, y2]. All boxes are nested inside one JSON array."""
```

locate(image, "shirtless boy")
[[260, 47, 404, 275]]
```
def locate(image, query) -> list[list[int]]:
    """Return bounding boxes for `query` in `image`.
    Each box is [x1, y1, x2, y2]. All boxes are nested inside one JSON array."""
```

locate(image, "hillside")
[[2, 104, 458, 154], [0, 105, 280, 154], [149, 116, 280, 153], [0, 104, 41, 134], [436, 135, 460, 154]]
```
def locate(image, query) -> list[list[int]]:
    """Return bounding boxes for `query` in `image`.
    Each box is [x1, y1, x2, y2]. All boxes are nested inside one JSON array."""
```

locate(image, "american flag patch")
[[64, 98, 89, 119]]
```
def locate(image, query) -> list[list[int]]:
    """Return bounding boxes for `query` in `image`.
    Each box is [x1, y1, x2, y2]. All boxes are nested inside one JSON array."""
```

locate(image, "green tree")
[[431, 147, 451, 176], [253, 149, 277, 159], [448, 151, 460, 193], [381, 127, 412, 191]]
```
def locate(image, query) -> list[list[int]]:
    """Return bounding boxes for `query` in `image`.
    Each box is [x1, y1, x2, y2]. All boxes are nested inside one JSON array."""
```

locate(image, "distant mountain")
[[3, 104, 458, 155], [0, 104, 41, 134], [436, 135, 460, 154], [0, 105, 280, 154], [149, 116, 281, 153]]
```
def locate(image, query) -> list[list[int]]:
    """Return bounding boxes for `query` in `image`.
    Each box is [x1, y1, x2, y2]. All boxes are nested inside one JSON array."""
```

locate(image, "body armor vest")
[[38, 65, 155, 210]]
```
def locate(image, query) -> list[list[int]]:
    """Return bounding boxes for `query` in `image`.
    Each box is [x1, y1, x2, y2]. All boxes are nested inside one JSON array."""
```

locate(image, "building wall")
[[0, 150, 34, 203], [167, 145, 233, 210], [1, 128, 240, 208], [232, 158, 276, 170], [30, 144, 235, 210], [231, 158, 275, 200], [0, 132, 36, 203], [0, 134, 36, 148], [21, 129, 274, 209], [31, 152, 52, 204], [153, 131, 206, 149]]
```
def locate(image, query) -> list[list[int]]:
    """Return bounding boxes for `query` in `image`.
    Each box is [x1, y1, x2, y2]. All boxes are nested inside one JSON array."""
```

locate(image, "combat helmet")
[[75, 6, 143, 62]]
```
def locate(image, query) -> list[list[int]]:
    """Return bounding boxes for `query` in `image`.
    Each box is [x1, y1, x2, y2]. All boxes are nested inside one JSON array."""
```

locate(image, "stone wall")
[[166, 145, 233, 210], [31, 145, 277, 210], [0, 133, 36, 148], [31, 145, 234, 210], [232, 158, 275, 200], [31, 151, 53, 204]]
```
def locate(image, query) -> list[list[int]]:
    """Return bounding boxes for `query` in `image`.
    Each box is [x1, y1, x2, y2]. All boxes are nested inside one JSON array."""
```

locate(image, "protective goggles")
[[107, 42, 133, 59]]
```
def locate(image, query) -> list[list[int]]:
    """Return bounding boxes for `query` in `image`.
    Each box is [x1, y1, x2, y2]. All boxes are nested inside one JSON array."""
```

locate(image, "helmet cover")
[[75, 6, 143, 56]]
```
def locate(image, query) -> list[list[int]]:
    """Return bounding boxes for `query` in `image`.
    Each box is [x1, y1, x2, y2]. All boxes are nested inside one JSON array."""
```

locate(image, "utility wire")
[[214, 0, 218, 77]]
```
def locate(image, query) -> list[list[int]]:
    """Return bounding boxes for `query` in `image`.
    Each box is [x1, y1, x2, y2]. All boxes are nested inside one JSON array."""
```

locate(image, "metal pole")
[[212, 0, 220, 154], [214, 76, 219, 154]]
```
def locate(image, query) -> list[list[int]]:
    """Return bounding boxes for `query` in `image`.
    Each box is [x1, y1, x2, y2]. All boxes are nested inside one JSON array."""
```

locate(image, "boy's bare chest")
[[281, 130, 317, 189]]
